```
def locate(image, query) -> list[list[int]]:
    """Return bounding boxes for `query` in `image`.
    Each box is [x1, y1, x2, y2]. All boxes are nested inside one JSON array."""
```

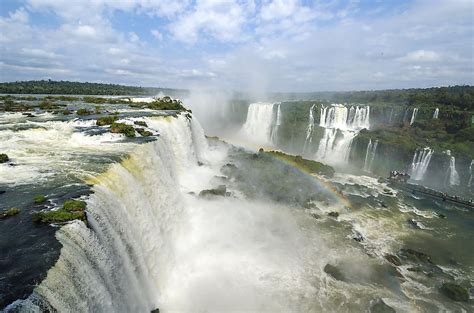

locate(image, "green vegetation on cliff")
[[32, 199, 87, 224], [263, 150, 335, 177]]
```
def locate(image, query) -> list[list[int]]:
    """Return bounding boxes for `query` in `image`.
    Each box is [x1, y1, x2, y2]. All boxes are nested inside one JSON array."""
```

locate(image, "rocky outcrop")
[[439, 282, 469, 302]]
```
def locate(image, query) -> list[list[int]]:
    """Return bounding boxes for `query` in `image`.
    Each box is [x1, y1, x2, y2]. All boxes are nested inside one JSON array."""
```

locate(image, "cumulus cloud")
[[0, 0, 472, 90]]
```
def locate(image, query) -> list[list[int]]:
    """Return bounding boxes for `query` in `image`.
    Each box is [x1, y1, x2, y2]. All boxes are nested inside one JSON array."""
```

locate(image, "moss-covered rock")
[[264, 150, 335, 177], [439, 282, 469, 302], [0, 207, 20, 219], [76, 108, 93, 116], [110, 122, 136, 137], [136, 128, 153, 137], [134, 121, 148, 127], [96, 116, 119, 126], [33, 195, 47, 204], [0, 153, 9, 163], [32, 199, 87, 224]]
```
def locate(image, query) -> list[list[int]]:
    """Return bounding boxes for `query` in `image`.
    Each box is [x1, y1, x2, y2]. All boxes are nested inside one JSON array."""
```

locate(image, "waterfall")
[[444, 150, 460, 186], [410, 108, 418, 125], [315, 104, 369, 165], [242, 102, 279, 146], [409, 147, 433, 181], [302, 104, 316, 155], [270, 104, 281, 144], [468, 160, 474, 188], [363, 139, 378, 173], [388, 108, 394, 124], [433, 108, 439, 119]]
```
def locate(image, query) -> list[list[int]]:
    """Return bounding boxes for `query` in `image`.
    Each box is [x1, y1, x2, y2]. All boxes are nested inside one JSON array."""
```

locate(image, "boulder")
[[324, 264, 345, 281], [0, 153, 9, 163], [328, 212, 339, 218], [199, 185, 229, 198], [399, 248, 433, 264], [384, 254, 402, 266], [369, 299, 396, 313], [439, 282, 469, 302]]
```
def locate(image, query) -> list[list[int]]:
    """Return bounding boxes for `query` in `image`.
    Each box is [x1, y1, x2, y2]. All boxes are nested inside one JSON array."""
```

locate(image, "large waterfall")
[[241, 102, 279, 146], [410, 108, 418, 125], [444, 150, 460, 186], [315, 104, 370, 165], [302, 104, 316, 155], [363, 139, 378, 173], [409, 148, 433, 181]]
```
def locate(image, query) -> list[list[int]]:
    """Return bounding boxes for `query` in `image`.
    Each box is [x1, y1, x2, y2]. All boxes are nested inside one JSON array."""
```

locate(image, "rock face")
[[439, 283, 469, 302], [384, 254, 402, 266], [399, 248, 433, 264], [324, 264, 345, 281], [369, 299, 396, 313]]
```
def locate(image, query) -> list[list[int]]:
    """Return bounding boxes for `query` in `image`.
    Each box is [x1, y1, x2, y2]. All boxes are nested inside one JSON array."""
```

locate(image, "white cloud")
[[151, 29, 163, 41], [400, 50, 442, 62]]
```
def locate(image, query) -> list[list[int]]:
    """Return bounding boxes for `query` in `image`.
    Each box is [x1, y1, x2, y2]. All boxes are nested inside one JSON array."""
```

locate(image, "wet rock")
[[439, 282, 469, 302], [151, 309, 160, 313], [437, 213, 446, 219], [407, 218, 421, 229], [199, 185, 229, 198], [0, 190, 5, 195], [328, 212, 339, 218], [385, 254, 402, 266], [134, 120, 148, 127], [407, 267, 422, 272], [352, 231, 364, 242], [324, 264, 345, 281], [399, 248, 433, 264], [369, 298, 396, 313], [0, 153, 9, 163], [136, 128, 153, 137], [310, 213, 320, 219]]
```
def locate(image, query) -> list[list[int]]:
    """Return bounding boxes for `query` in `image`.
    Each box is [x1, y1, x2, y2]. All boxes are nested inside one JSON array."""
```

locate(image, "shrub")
[[33, 195, 46, 204], [110, 122, 135, 137], [96, 116, 118, 126], [76, 108, 93, 116]]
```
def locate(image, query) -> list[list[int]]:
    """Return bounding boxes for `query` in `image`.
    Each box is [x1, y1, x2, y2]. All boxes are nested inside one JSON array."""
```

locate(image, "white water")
[[444, 150, 460, 186], [409, 108, 418, 125], [433, 108, 439, 119], [468, 160, 474, 188], [17, 113, 362, 312], [241, 102, 278, 146], [315, 104, 370, 165], [409, 148, 433, 181], [302, 104, 316, 155], [363, 139, 378, 173], [270, 103, 282, 144]]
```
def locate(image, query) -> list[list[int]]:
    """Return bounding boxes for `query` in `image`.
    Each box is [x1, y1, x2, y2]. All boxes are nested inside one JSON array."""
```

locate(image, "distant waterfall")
[[409, 148, 433, 181], [270, 104, 282, 144], [302, 104, 316, 155], [315, 104, 369, 165], [388, 108, 394, 124], [410, 108, 418, 125], [468, 160, 473, 188], [444, 150, 460, 186], [242, 102, 279, 146], [363, 139, 378, 173], [433, 108, 439, 119]]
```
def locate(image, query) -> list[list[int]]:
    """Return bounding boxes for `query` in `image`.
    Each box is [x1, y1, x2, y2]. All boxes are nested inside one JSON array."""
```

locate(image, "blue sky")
[[0, 0, 472, 92]]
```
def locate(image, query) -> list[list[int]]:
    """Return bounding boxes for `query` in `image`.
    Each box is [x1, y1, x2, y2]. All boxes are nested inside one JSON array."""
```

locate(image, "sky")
[[0, 0, 472, 92]]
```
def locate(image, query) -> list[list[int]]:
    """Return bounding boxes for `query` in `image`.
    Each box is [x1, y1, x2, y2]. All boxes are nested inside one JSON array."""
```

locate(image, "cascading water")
[[409, 147, 433, 181], [433, 108, 439, 119], [302, 104, 316, 155], [270, 103, 281, 144], [410, 108, 418, 125], [468, 160, 474, 188], [444, 150, 460, 186], [315, 104, 370, 165], [363, 139, 378, 173], [241, 102, 278, 146]]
